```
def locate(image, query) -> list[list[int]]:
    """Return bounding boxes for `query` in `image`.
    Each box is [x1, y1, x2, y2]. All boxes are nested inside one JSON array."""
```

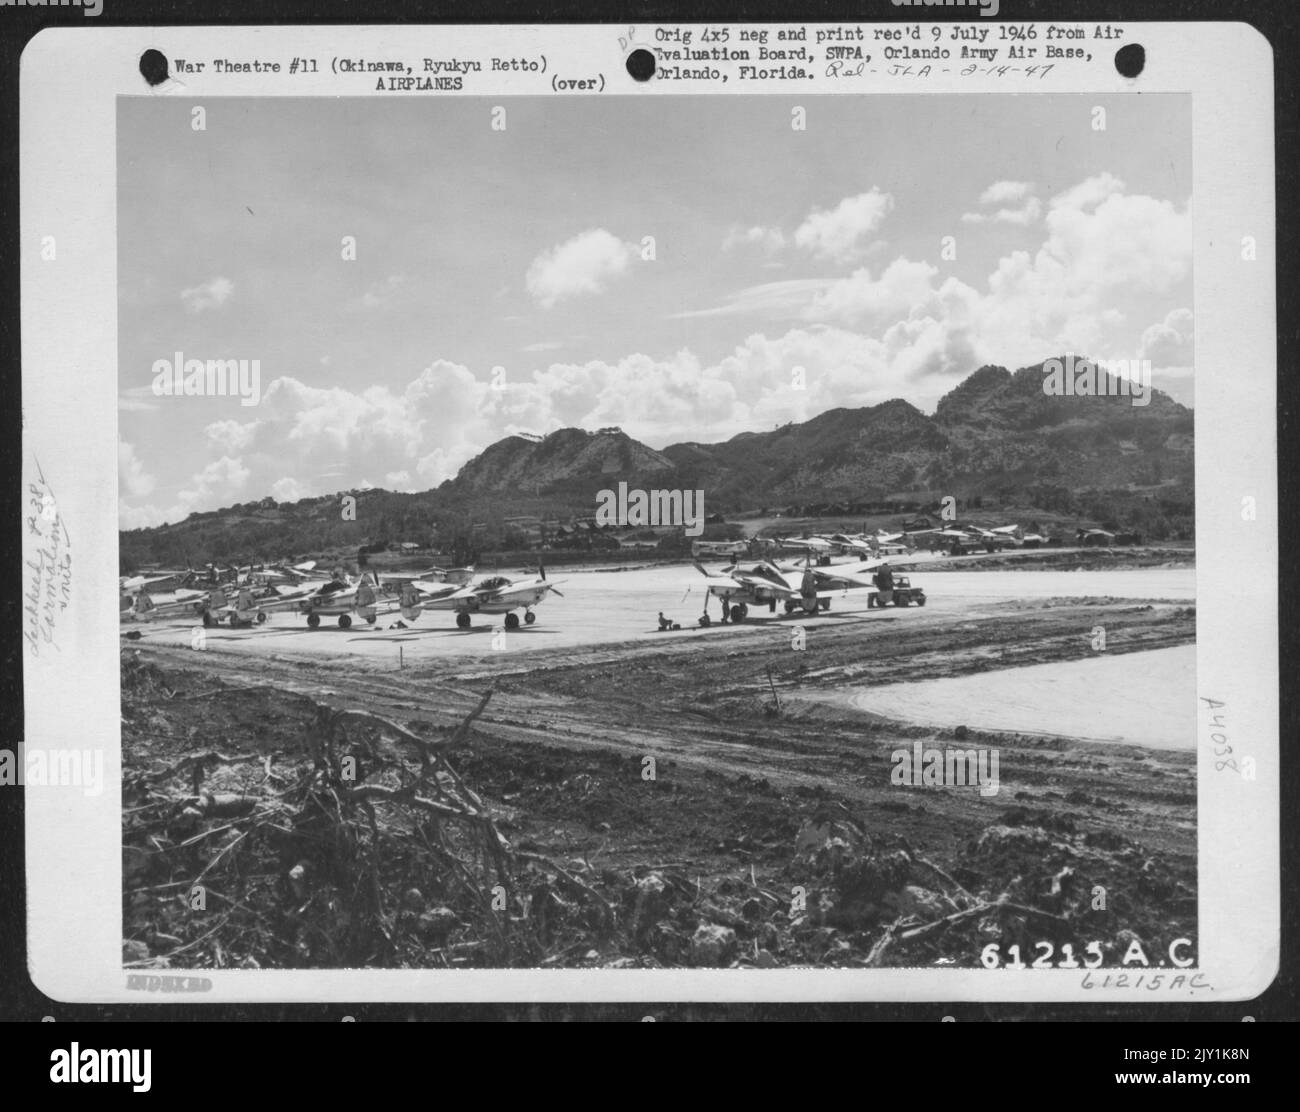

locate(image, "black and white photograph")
[[113, 88, 1202, 974]]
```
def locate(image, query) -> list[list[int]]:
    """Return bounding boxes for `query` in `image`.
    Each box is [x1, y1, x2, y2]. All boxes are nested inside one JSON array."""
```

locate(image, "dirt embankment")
[[122, 599, 1196, 971]]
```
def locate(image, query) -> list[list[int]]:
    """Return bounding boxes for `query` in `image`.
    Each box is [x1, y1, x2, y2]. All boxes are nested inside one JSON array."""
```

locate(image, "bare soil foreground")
[[122, 552, 1196, 972]]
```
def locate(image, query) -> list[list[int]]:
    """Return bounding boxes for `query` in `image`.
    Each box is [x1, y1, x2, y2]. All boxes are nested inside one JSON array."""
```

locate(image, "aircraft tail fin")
[[399, 581, 424, 620]]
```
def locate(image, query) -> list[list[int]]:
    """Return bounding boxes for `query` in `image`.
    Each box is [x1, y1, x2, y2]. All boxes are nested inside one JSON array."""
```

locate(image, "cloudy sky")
[[118, 94, 1192, 527]]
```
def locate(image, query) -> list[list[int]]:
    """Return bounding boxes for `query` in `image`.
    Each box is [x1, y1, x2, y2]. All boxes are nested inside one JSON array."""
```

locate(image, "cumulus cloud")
[[123, 331, 972, 526], [723, 225, 787, 254], [180, 276, 234, 313], [129, 361, 500, 517], [525, 229, 634, 308], [962, 180, 1042, 226], [271, 477, 306, 503], [1139, 307, 1194, 365], [805, 258, 944, 324], [794, 189, 893, 263], [123, 455, 250, 528], [980, 180, 1034, 206], [176, 456, 249, 514], [205, 419, 259, 454], [119, 440, 155, 499], [120, 450, 249, 528], [121, 174, 1192, 524], [1054, 172, 1125, 211], [1135, 308, 1194, 404], [990, 174, 1189, 305], [800, 174, 1190, 369], [675, 174, 1189, 392]]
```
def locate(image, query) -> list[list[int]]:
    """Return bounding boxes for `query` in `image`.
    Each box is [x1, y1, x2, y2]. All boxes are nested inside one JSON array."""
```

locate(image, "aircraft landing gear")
[[338, 614, 352, 629], [698, 613, 712, 627], [307, 613, 321, 629], [456, 612, 471, 630], [504, 612, 521, 630], [524, 610, 536, 625], [202, 612, 216, 628], [256, 611, 267, 623], [784, 599, 798, 614], [729, 603, 748, 623]]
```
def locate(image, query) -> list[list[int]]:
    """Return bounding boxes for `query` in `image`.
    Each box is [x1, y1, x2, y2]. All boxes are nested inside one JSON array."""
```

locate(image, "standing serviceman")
[[873, 562, 895, 607], [800, 563, 819, 614]]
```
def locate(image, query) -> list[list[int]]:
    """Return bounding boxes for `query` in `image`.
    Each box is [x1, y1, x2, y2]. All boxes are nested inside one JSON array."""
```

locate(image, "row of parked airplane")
[[696, 523, 1045, 563], [120, 520, 1048, 635], [690, 523, 1054, 623], [120, 560, 565, 631], [692, 554, 911, 624], [692, 530, 910, 562], [908, 523, 1049, 555]]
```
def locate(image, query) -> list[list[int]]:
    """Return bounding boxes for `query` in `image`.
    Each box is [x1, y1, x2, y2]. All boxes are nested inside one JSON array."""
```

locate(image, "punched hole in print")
[[626, 48, 655, 82], [139, 48, 169, 87], [1115, 43, 1145, 79]]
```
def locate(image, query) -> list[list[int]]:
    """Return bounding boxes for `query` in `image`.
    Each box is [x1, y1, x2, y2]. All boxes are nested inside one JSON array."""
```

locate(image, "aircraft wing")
[[693, 561, 743, 587], [699, 561, 799, 595], [447, 583, 487, 601], [486, 580, 545, 605], [812, 568, 878, 590], [734, 575, 798, 596], [705, 576, 747, 592], [410, 579, 462, 599], [121, 573, 180, 593], [815, 550, 964, 579], [262, 590, 314, 610]]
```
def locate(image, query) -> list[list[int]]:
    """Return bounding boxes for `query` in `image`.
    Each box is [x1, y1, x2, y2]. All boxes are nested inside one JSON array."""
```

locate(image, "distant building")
[[1077, 528, 1116, 547]]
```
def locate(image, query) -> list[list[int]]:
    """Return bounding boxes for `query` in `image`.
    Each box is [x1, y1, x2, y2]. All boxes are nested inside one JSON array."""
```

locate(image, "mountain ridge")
[[120, 358, 1194, 566]]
